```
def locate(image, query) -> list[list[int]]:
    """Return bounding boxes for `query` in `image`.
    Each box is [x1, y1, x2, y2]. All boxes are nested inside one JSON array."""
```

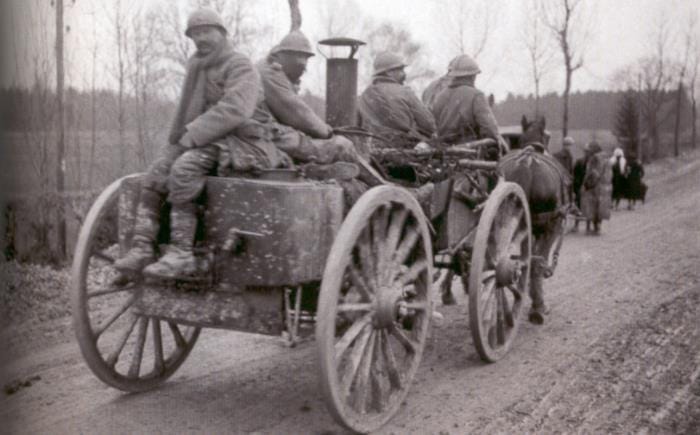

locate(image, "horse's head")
[[520, 115, 549, 152]]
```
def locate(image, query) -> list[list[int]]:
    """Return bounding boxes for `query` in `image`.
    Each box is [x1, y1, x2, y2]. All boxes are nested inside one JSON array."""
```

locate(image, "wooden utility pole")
[[55, 0, 66, 259]]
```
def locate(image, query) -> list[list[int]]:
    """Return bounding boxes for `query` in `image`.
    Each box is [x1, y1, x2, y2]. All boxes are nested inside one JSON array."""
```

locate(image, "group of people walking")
[[554, 138, 646, 234]]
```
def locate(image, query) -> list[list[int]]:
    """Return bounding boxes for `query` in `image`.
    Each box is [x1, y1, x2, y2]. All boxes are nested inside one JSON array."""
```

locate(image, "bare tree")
[[612, 13, 677, 162], [360, 20, 436, 92], [521, 0, 555, 118], [543, 0, 591, 137], [673, 12, 697, 156], [437, 0, 499, 60]]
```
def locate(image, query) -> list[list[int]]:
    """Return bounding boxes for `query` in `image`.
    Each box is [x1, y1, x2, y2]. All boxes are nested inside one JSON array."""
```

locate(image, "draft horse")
[[498, 116, 572, 324]]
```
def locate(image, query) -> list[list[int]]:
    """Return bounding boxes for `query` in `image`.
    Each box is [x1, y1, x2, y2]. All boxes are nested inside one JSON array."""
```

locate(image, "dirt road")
[[2, 155, 700, 434]]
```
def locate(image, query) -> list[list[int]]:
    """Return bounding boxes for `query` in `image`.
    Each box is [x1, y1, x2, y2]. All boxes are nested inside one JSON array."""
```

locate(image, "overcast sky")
[[2, 0, 698, 101]]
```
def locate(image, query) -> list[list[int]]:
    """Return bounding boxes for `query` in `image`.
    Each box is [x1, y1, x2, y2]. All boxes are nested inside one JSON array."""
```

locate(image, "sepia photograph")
[[1, 0, 699, 433]]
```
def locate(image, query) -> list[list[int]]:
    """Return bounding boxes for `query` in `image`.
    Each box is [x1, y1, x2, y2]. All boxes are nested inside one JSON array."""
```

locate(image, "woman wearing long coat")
[[580, 142, 612, 233], [625, 156, 647, 208], [610, 147, 628, 209]]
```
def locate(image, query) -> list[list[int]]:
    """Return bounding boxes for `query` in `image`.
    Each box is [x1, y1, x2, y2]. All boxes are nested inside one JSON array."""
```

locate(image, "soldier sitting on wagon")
[[431, 54, 506, 160], [256, 30, 360, 172], [358, 52, 436, 148], [114, 8, 291, 279]]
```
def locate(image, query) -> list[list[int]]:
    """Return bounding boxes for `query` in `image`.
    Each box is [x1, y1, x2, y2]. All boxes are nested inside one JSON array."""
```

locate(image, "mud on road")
[[2, 152, 700, 434]]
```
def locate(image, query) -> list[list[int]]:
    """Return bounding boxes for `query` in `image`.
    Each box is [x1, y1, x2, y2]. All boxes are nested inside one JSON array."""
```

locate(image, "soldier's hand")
[[322, 123, 334, 139], [179, 133, 196, 149]]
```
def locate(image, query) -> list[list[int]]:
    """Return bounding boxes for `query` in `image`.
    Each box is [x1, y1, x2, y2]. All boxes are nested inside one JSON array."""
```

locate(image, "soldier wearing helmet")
[[421, 57, 458, 111], [255, 30, 359, 166], [114, 8, 290, 279], [357, 51, 436, 148], [431, 54, 502, 155]]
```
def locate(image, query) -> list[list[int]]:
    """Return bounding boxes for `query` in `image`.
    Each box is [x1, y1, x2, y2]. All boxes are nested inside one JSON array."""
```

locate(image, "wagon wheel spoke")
[[507, 284, 522, 300], [152, 319, 165, 375], [389, 323, 418, 354], [393, 225, 421, 268], [168, 322, 186, 349], [481, 269, 496, 283], [478, 277, 496, 315], [369, 332, 387, 412], [357, 229, 378, 289], [381, 329, 402, 390], [510, 229, 529, 258], [93, 294, 136, 338], [397, 258, 428, 287], [348, 263, 373, 302], [495, 288, 506, 345], [501, 288, 515, 328], [127, 316, 149, 378], [337, 303, 373, 313], [353, 330, 377, 413], [105, 314, 139, 368], [497, 208, 523, 255], [385, 208, 409, 254], [88, 286, 132, 299], [372, 206, 390, 279], [340, 324, 373, 398], [335, 313, 372, 359]]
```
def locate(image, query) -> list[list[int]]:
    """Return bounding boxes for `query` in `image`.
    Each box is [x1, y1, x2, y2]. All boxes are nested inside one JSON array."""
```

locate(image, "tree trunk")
[[562, 70, 571, 137], [673, 80, 683, 157], [55, 0, 66, 260], [288, 0, 301, 31]]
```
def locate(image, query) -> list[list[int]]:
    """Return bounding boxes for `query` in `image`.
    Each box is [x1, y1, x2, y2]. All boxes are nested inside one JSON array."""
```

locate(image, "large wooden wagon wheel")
[[72, 175, 200, 392], [316, 186, 434, 433], [468, 181, 531, 363]]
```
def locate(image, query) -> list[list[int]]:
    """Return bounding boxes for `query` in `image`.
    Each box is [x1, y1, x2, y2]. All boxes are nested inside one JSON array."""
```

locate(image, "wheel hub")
[[374, 286, 401, 328], [495, 256, 520, 287]]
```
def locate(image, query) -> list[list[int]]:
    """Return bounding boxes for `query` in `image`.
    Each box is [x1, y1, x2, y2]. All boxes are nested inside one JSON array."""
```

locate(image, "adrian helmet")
[[272, 30, 315, 57], [373, 51, 407, 75], [448, 54, 481, 77], [185, 8, 226, 37]]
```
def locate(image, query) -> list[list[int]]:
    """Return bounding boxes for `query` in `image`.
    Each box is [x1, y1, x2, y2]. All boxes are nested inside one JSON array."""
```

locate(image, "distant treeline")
[[493, 90, 694, 133], [0, 86, 693, 135], [0, 86, 174, 132]]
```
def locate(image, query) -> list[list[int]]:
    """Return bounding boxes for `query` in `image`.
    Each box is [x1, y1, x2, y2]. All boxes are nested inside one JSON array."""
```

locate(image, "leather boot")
[[143, 203, 199, 279], [114, 188, 161, 272]]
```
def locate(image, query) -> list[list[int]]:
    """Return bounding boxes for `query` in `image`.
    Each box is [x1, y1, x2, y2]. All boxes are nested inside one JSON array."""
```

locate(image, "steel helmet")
[[373, 52, 407, 75], [185, 8, 227, 37], [272, 30, 315, 57], [448, 54, 481, 77]]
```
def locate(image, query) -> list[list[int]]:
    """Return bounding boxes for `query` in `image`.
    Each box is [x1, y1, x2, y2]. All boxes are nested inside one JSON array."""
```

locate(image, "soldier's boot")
[[143, 203, 199, 279], [114, 189, 161, 272], [528, 259, 549, 325]]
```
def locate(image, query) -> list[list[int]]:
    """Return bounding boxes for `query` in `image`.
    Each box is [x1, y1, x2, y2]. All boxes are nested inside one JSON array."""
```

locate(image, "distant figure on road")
[[554, 136, 575, 175], [580, 141, 612, 234], [625, 155, 647, 209], [610, 147, 628, 210]]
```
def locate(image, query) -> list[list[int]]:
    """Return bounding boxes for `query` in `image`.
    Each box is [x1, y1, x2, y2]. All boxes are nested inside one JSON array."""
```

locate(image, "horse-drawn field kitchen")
[[69, 6, 651, 434]]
